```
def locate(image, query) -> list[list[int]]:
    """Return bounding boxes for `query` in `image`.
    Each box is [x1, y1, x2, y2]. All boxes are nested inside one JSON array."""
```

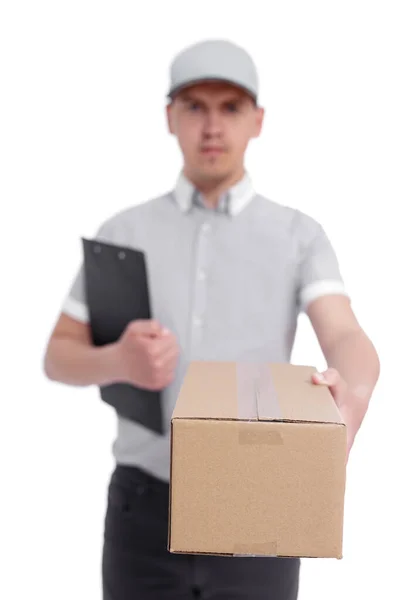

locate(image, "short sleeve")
[[61, 218, 116, 323], [296, 219, 350, 313]]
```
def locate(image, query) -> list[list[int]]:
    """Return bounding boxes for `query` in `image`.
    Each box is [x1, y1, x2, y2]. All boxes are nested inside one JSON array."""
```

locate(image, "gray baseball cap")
[[167, 39, 259, 102]]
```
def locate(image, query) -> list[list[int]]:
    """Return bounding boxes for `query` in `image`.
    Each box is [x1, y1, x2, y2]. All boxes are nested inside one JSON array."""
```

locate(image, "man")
[[43, 39, 380, 600]]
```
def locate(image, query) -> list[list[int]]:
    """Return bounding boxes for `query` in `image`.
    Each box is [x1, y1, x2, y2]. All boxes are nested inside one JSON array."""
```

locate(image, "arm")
[[43, 313, 121, 387], [44, 217, 122, 387], [294, 216, 380, 457], [307, 295, 380, 452]]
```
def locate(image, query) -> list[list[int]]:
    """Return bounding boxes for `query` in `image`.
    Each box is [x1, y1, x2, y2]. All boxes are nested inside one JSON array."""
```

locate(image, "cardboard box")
[[168, 361, 347, 559]]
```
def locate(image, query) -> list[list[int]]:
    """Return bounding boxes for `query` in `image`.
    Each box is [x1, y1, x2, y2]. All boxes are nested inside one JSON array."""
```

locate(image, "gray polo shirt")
[[62, 172, 349, 481]]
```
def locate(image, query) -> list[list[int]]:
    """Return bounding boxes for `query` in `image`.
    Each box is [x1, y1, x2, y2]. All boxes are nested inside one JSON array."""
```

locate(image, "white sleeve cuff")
[[299, 279, 350, 311], [62, 296, 89, 322]]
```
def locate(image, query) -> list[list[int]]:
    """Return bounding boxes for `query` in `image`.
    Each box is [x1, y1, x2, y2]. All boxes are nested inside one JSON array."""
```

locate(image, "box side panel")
[[169, 419, 346, 558]]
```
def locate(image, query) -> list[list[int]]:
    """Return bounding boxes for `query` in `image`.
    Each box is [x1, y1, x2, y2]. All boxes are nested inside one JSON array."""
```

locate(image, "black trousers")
[[102, 465, 300, 599]]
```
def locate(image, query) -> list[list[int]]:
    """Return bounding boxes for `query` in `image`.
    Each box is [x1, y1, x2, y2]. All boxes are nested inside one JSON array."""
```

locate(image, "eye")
[[188, 102, 201, 111], [225, 102, 239, 113]]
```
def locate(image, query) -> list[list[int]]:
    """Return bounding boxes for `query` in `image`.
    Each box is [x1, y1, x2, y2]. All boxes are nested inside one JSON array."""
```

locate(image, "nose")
[[203, 110, 223, 138]]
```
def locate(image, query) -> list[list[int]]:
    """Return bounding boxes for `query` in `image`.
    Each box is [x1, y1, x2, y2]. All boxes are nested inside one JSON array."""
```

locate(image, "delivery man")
[[43, 39, 380, 600]]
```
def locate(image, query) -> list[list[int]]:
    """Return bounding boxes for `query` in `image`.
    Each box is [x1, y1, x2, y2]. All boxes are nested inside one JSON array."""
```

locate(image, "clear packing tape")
[[233, 362, 283, 557]]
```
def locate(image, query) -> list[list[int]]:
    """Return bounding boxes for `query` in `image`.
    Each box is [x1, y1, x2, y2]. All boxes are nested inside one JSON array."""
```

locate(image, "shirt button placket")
[[190, 221, 211, 352]]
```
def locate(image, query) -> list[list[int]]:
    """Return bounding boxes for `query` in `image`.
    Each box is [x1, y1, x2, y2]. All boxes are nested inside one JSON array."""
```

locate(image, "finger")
[[311, 368, 347, 402], [148, 334, 178, 357], [129, 319, 164, 337], [159, 363, 178, 387], [161, 345, 179, 371], [150, 345, 179, 378], [154, 351, 179, 378], [312, 367, 336, 384]]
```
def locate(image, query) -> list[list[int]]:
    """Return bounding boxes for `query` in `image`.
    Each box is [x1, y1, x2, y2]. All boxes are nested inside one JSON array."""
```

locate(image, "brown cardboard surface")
[[172, 361, 241, 420], [169, 361, 347, 559], [265, 363, 344, 424], [172, 361, 344, 424]]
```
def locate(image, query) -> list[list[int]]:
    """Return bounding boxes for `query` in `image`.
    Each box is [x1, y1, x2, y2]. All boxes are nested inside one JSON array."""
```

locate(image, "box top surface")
[[172, 361, 344, 425]]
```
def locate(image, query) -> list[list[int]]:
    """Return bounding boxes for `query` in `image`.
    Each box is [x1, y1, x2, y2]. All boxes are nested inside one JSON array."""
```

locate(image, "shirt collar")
[[173, 171, 256, 216]]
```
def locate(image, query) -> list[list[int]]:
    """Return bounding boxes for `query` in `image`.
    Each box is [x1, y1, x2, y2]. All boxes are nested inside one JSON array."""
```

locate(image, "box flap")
[[258, 363, 344, 424], [173, 361, 239, 420], [172, 361, 344, 425]]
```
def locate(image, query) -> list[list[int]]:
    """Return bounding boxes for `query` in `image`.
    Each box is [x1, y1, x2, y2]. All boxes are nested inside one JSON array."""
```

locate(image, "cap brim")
[[167, 78, 257, 102]]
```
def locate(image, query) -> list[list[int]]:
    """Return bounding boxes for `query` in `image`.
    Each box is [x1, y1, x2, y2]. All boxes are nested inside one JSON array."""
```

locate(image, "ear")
[[252, 106, 265, 139], [166, 102, 175, 135]]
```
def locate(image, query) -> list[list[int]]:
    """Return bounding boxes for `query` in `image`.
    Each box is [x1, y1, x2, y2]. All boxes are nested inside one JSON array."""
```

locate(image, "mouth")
[[200, 147, 225, 157]]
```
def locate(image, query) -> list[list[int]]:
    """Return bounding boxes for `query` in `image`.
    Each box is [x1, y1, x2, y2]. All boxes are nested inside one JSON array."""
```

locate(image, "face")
[[166, 82, 264, 185]]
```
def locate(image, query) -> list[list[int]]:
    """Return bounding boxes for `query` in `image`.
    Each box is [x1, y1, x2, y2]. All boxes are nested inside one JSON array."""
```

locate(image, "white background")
[[1, 1, 399, 598]]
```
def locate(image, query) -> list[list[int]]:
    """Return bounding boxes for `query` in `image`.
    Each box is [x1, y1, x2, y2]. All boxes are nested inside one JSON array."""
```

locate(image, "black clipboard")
[[82, 237, 164, 434]]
